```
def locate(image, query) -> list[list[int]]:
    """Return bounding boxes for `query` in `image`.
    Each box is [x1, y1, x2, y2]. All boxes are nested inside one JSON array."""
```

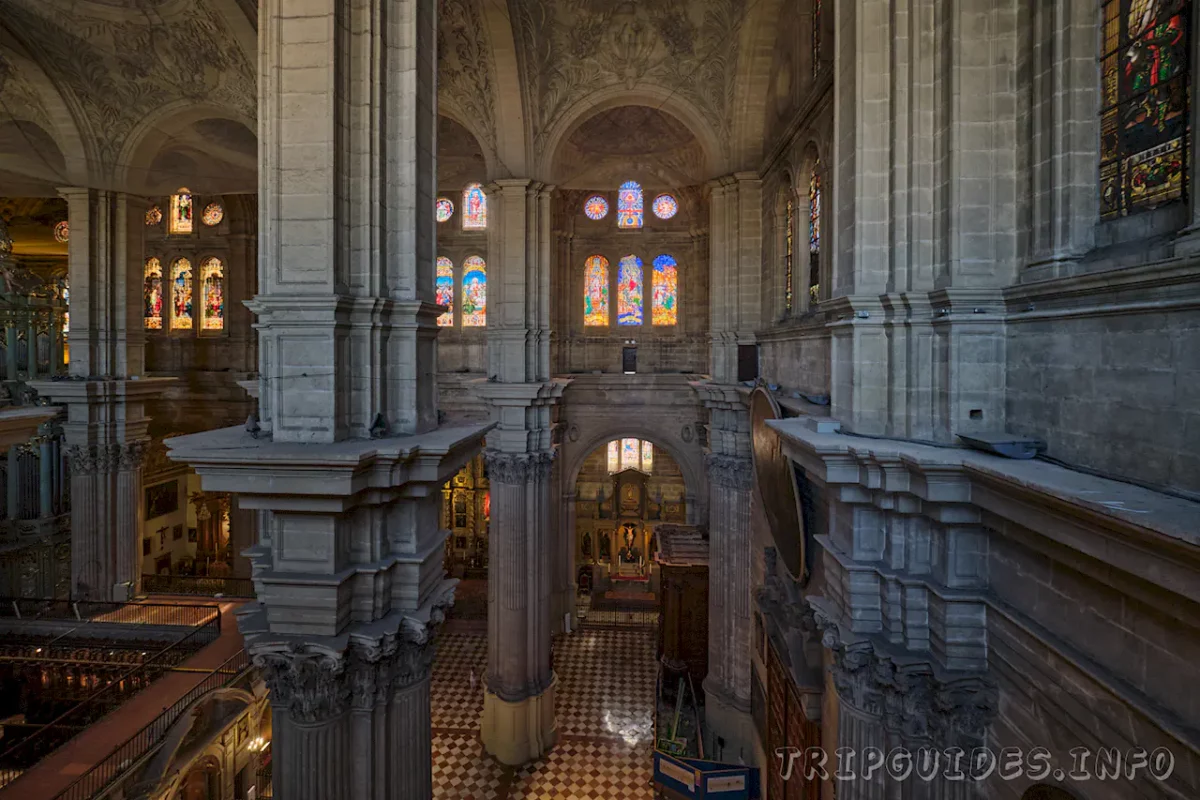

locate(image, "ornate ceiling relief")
[[511, 0, 747, 158], [0, 49, 53, 133], [2, 0, 255, 178], [438, 0, 498, 155]]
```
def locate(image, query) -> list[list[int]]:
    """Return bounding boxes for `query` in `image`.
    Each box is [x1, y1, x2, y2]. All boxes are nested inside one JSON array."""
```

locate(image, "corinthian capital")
[[484, 449, 555, 485], [253, 647, 350, 725], [706, 453, 753, 490]]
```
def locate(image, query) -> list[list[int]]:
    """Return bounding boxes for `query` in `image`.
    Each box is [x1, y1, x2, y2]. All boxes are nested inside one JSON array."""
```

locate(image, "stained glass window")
[[461, 256, 487, 326], [652, 194, 678, 220], [53, 221, 69, 243], [170, 189, 194, 234], [813, 0, 822, 77], [199, 257, 224, 331], [462, 183, 487, 230], [621, 438, 640, 470], [617, 181, 643, 229], [436, 198, 454, 222], [607, 440, 619, 473], [617, 255, 643, 325], [169, 258, 193, 330], [784, 196, 795, 313], [584, 195, 609, 220], [436, 257, 455, 327], [146, 206, 162, 226], [584, 255, 610, 326], [809, 165, 821, 302], [202, 204, 224, 227], [1099, 0, 1191, 219], [652, 255, 678, 326], [61, 281, 69, 338], [144, 258, 163, 330]]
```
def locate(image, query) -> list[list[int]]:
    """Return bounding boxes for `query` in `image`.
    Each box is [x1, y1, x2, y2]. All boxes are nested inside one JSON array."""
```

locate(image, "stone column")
[[167, 0, 491, 797], [481, 451, 557, 764], [557, 489, 578, 629], [703, 452, 755, 763], [706, 174, 763, 386], [37, 432, 53, 519], [478, 179, 566, 764]]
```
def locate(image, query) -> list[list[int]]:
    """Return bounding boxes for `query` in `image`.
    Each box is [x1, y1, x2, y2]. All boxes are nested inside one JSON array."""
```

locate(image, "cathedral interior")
[[0, 0, 1196, 799]]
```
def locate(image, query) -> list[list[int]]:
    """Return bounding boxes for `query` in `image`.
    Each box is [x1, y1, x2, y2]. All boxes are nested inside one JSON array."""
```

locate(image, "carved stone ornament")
[[484, 450, 555, 485], [705, 453, 753, 491], [119, 440, 148, 471], [812, 606, 998, 749], [254, 647, 351, 725], [65, 444, 97, 475]]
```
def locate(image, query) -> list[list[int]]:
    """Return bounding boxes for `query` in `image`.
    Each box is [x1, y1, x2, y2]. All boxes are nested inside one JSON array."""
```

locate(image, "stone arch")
[[116, 101, 257, 196], [438, 108, 500, 181], [565, 427, 704, 512], [728, 0, 789, 170], [536, 86, 728, 183]]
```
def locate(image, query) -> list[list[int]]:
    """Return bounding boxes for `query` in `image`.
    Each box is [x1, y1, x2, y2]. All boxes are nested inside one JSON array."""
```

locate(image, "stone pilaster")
[[555, 489, 578, 631], [480, 449, 558, 765], [707, 174, 763, 385]]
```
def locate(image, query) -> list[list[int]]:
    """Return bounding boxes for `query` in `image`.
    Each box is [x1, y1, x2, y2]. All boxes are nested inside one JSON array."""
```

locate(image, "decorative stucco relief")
[[438, 0, 498, 154]]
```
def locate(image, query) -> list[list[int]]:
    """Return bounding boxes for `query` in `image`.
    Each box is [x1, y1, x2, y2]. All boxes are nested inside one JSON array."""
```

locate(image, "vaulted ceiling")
[[0, 0, 787, 195]]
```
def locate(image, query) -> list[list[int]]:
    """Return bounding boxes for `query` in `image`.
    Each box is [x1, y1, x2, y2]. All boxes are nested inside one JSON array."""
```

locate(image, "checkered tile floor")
[[431, 627, 656, 799]]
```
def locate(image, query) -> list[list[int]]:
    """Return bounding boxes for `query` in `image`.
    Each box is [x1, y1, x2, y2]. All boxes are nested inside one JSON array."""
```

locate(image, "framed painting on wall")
[[173, 524, 183, 541], [187, 527, 198, 543], [145, 481, 179, 520]]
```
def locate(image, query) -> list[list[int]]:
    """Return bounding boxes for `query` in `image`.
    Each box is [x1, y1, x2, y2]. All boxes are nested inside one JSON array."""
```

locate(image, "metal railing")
[[48, 650, 251, 800], [0, 598, 222, 630], [0, 615, 222, 789], [141, 573, 255, 598]]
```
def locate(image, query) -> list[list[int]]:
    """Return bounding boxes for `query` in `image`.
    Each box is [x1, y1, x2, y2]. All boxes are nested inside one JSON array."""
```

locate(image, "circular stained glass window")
[[583, 195, 609, 220], [436, 198, 454, 223], [54, 221, 69, 243], [652, 194, 678, 220], [146, 206, 163, 226], [202, 203, 224, 226]]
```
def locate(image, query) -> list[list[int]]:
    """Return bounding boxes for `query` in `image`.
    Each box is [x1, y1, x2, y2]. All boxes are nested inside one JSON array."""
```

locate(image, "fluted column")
[[37, 432, 52, 519], [704, 452, 754, 761], [481, 450, 557, 765], [557, 489, 578, 630]]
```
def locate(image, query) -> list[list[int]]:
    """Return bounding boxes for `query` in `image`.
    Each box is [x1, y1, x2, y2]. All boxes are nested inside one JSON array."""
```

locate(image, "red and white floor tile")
[[431, 625, 656, 799]]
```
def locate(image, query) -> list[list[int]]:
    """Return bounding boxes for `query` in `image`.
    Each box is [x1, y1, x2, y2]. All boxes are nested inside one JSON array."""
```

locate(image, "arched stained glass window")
[[199, 258, 225, 331], [169, 258, 193, 330], [170, 189, 194, 234], [462, 183, 487, 229], [621, 438, 639, 469], [651, 255, 678, 326], [617, 181, 643, 229], [617, 255, 643, 325], [1099, 0, 1191, 218], [144, 258, 163, 330], [461, 256, 487, 326], [584, 255, 610, 326], [436, 257, 455, 327], [784, 195, 795, 313], [607, 440, 619, 473], [809, 165, 821, 302]]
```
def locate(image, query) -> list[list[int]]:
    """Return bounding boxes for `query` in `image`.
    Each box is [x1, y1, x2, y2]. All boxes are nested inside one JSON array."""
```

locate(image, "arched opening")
[[176, 754, 221, 800]]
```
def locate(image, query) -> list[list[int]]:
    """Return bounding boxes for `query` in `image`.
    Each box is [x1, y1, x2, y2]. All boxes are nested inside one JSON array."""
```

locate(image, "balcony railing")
[[0, 597, 221, 630], [141, 573, 255, 598], [49, 650, 252, 800]]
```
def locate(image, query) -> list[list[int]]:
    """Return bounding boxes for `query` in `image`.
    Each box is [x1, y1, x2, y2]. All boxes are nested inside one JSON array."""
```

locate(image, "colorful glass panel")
[[584, 195, 609, 220], [169, 258, 193, 330], [202, 204, 224, 226], [461, 256, 487, 326], [1099, 0, 1191, 219], [61, 282, 69, 336], [809, 165, 821, 302], [436, 197, 454, 222], [584, 255, 610, 326], [53, 221, 69, 243], [621, 438, 639, 471], [784, 196, 794, 313], [199, 257, 224, 331], [170, 189, 194, 234], [436, 257, 454, 327], [617, 181, 643, 229], [617, 255, 643, 326], [651, 254, 678, 326], [640, 441, 653, 473], [146, 206, 163, 226], [607, 440, 620, 473], [652, 194, 678, 220], [462, 184, 487, 229], [144, 258, 163, 330]]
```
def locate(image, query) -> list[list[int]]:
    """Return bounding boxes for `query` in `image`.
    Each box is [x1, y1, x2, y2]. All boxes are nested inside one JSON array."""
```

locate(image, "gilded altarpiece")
[[441, 453, 490, 576]]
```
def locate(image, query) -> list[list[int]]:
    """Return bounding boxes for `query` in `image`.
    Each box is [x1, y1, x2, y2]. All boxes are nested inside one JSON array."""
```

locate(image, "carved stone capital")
[[813, 607, 997, 748], [484, 449, 555, 485], [253, 647, 351, 725], [65, 444, 97, 475], [119, 440, 148, 471], [706, 453, 753, 490]]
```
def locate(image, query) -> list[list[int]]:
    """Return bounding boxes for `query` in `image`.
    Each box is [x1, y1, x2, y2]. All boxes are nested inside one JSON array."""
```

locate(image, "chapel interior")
[[0, 1, 1196, 800]]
